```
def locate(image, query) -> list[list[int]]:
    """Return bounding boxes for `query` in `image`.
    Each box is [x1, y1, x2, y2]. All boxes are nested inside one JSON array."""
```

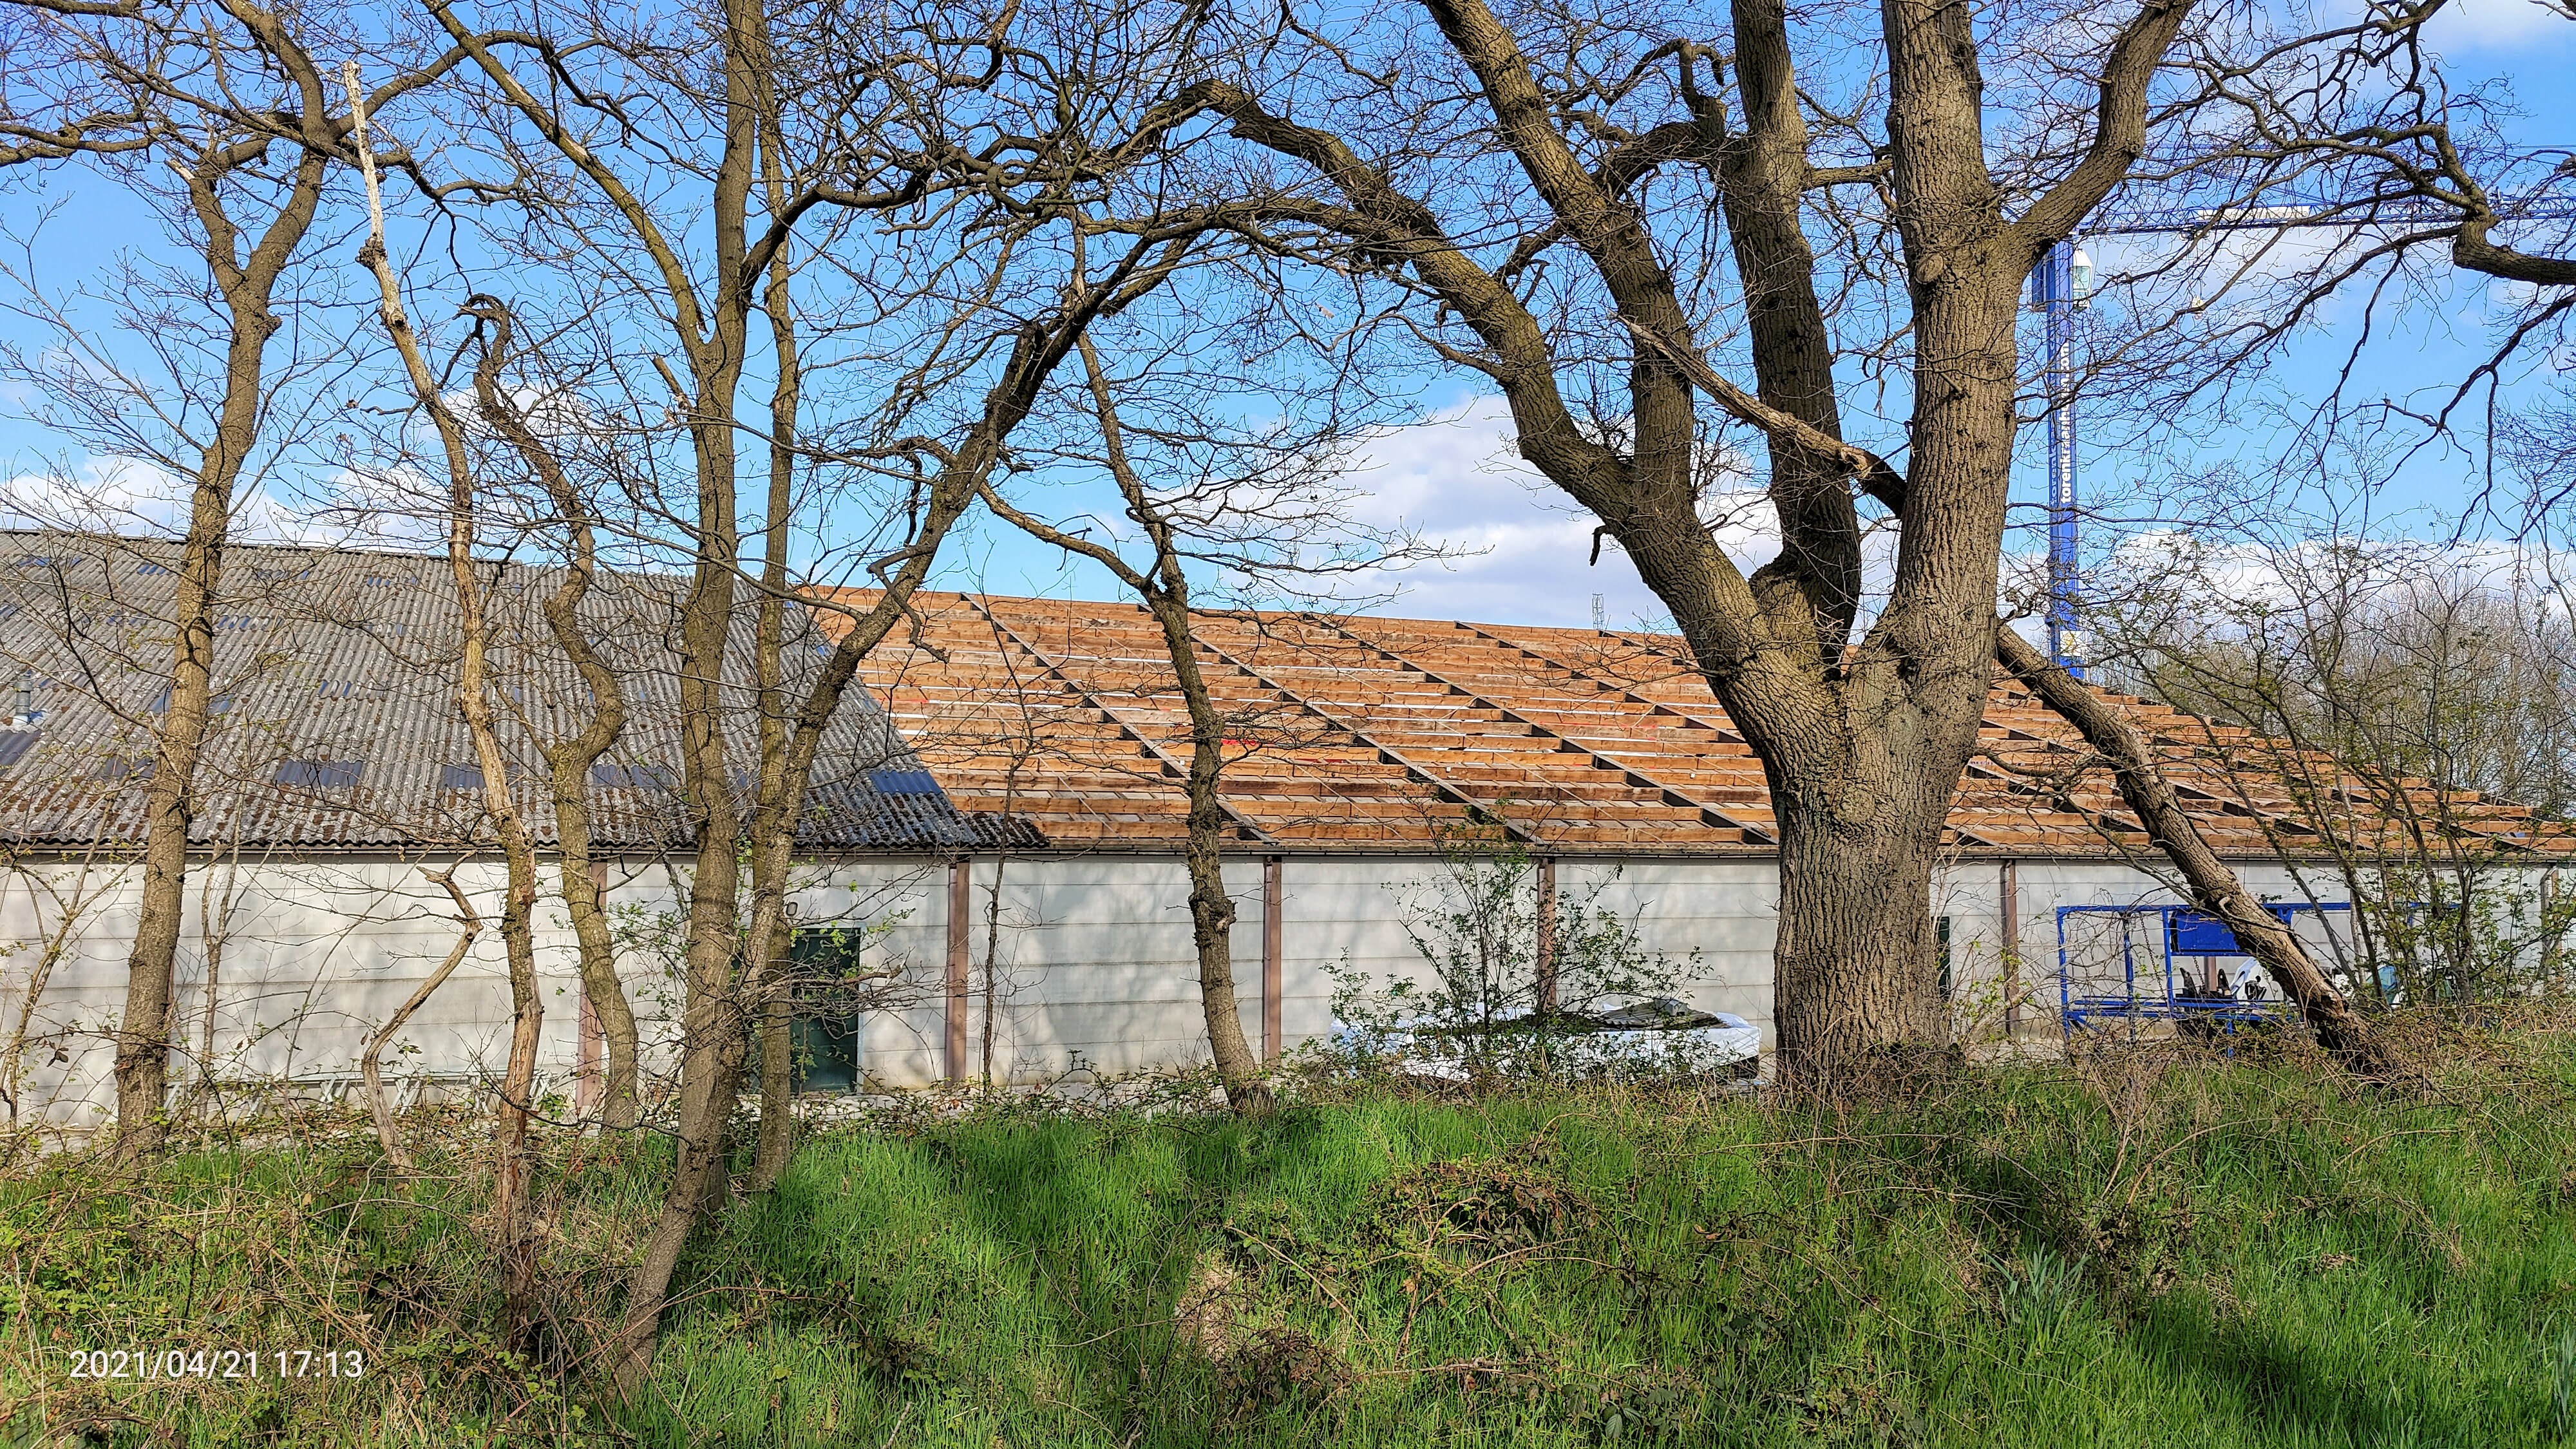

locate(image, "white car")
[[1334, 998, 1761, 1083]]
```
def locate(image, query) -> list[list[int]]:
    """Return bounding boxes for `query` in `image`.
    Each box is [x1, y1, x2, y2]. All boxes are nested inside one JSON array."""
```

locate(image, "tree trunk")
[[752, 922, 795, 1190], [466, 298, 641, 1132], [1147, 593, 1273, 1114], [1995, 625, 2401, 1077], [612, 457, 749, 1397], [113, 138, 327, 1162], [360, 869, 480, 1170], [558, 848, 638, 1128], [611, 960, 753, 1398], [347, 75, 549, 1341], [746, 118, 804, 1191], [1768, 793, 1949, 1072], [486, 849, 545, 1329]]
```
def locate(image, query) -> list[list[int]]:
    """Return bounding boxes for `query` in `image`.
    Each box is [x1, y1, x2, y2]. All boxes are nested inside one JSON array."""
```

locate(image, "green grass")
[[6, 1028, 2576, 1446]]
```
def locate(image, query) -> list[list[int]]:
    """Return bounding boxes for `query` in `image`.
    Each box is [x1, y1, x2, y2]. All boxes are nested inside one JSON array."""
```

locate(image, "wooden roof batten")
[[1495, 623, 2183, 853], [1317, 615, 1777, 845], [1450, 620, 2059, 849], [1460, 621, 1750, 746], [964, 596, 1280, 847], [1185, 629, 1547, 848], [819, 590, 2576, 862]]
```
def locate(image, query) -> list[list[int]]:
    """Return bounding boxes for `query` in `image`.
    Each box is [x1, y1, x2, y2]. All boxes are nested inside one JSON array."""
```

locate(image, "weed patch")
[[3, 1015, 2574, 1445]]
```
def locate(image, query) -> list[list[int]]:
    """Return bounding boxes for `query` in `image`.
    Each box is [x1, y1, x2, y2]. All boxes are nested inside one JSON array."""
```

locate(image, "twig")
[[360, 867, 482, 1169]]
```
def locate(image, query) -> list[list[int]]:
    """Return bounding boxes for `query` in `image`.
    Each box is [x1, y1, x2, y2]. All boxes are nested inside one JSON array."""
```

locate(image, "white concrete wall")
[[10, 849, 2542, 1119], [1555, 858, 1779, 1032], [831, 855, 1260, 1087], [3, 849, 1798, 1112], [0, 857, 638, 1128]]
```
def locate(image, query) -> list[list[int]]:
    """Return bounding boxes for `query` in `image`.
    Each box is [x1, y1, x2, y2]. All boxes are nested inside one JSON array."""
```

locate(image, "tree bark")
[[1147, 588, 1274, 1115], [1995, 625, 2401, 1077], [595, 3, 761, 1391], [466, 300, 641, 1131], [748, 108, 804, 1191], [113, 129, 328, 1162], [752, 922, 795, 1191], [347, 69, 547, 1337]]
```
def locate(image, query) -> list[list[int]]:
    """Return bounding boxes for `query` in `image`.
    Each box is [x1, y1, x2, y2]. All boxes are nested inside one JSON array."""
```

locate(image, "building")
[[0, 535, 2563, 1125]]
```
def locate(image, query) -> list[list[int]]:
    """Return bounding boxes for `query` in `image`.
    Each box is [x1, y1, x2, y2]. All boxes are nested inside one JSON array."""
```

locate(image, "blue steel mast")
[[2033, 240, 2085, 677], [2025, 194, 2576, 684]]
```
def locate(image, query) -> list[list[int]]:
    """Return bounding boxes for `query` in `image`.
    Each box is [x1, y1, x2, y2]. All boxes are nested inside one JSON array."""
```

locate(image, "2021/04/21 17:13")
[[66, 1348, 365, 1380]]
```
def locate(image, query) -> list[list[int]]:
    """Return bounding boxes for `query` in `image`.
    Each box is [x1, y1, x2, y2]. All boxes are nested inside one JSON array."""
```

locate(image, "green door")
[[789, 928, 866, 1094]]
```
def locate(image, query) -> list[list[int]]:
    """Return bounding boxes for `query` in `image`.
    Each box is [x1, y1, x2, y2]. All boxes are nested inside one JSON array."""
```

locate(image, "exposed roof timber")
[[1453, 621, 2033, 848], [822, 590, 2576, 860], [2129, 709, 2526, 850], [968, 597, 1279, 846], [1463, 623, 1748, 743], [1189, 631, 1545, 846], [1955, 757, 2108, 846], [1320, 616, 1776, 845]]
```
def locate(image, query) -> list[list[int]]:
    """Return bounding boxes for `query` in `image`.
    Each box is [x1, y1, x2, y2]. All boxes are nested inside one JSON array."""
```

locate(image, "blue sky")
[[3, 0, 2571, 633]]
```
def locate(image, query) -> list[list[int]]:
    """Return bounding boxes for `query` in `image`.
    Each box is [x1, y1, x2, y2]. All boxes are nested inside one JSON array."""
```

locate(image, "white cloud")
[[1319, 395, 1791, 631], [2089, 529, 2576, 623], [1, 457, 195, 535], [1, 457, 435, 549]]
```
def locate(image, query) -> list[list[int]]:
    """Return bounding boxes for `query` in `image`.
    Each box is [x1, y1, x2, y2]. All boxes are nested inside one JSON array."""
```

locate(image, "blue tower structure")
[[2029, 240, 2090, 679]]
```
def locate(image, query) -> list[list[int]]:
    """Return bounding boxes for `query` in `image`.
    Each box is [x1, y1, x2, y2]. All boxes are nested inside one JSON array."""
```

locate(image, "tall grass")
[[5, 1021, 2575, 1446]]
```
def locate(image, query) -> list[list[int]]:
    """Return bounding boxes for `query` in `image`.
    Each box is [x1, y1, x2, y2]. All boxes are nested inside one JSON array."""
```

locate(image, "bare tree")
[[347, 68, 549, 1335], [978, 310, 1419, 1110], [1997, 625, 2400, 1073], [0, 0, 469, 1157], [358, 866, 480, 1168], [2, 3, 330, 1159], [408, 0, 1256, 1385], [460, 299, 642, 1131], [2085, 536, 2575, 1004], [978, 339, 1275, 1112], [1164, 0, 2195, 1074]]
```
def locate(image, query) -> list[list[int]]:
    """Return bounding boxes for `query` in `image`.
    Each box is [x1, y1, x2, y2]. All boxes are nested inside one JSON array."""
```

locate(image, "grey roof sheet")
[[0, 532, 983, 853]]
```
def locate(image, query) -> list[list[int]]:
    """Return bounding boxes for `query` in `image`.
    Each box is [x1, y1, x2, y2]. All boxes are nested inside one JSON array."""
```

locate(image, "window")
[[252, 567, 311, 582], [1937, 916, 1953, 1002], [591, 762, 677, 791], [12, 556, 53, 569], [313, 679, 368, 699], [274, 759, 363, 790], [866, 768, 942, 797], [137, 563, 169, 576], [437, 763, 484, 792], [96, 755, 154, 782], [0, 731, 39, 770], [788, 927, 867, 1093]]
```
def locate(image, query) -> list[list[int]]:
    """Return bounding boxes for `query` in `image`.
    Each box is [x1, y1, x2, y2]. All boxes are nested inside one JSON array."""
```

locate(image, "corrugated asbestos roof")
[[0, 533, 976, 852], [829, 589, 2576, 860]]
